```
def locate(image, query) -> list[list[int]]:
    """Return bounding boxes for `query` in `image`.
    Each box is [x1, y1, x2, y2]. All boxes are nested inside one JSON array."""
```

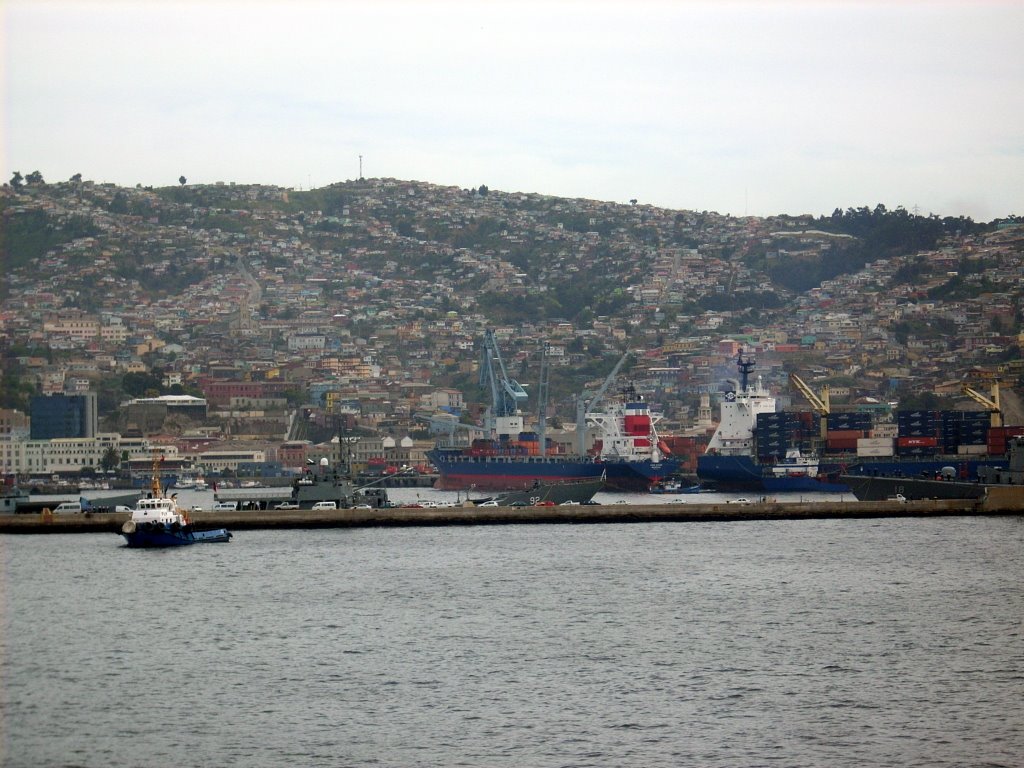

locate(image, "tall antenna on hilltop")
[[359, 155, 363, 180]]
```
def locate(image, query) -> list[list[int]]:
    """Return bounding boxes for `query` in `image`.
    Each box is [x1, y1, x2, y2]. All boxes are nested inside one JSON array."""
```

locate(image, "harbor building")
[[30, 393, 98, 440]]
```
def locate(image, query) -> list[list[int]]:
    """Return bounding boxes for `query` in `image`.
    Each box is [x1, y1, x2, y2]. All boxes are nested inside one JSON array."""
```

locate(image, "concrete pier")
[[1, 496, 1019, 534]]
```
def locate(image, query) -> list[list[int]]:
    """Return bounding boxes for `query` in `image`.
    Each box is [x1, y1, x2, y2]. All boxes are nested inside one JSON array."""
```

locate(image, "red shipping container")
[[987, 438, 1006, 454], [827, 429, 865, 440], [827, 438, 859, 450], [897, 436, 938, 448]]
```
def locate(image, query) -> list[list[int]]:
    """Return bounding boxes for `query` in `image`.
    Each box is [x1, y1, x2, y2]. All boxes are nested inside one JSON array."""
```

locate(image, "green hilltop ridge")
[[1, 173, 1022, 430]]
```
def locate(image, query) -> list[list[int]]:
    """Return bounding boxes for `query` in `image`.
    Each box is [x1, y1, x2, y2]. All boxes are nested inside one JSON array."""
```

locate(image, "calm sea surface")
[[3, 515, 1022, 767]]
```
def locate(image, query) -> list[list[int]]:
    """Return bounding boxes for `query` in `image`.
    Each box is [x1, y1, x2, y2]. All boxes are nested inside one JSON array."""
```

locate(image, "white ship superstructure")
[[705, 352, 777, 457], [588, 386, 665, 462]]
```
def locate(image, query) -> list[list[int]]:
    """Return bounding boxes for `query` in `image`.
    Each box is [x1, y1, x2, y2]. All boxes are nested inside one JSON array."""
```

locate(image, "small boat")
[[677, 484, 713, 494], [121, 457, 232, 548]]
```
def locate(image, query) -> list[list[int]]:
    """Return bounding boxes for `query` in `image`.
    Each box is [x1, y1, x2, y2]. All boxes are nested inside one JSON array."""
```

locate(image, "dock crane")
[[789, 373, 831, 440], [575, 350, 630, 455], [479, 329, 529, 437], [961, 380, 1002, 428]]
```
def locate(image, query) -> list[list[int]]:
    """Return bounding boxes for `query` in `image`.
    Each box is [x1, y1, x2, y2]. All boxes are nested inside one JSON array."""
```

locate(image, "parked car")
[[478, 500, 499, 507], [311, 501, 337, 510], [212, 501, 238, 511], [273, 501, 299, 509], [51, 502, 82, 514]]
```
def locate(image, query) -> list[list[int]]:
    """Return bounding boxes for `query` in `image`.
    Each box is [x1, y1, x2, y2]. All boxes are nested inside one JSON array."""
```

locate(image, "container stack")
[[938, 410, 990, 455], [987, 425, 1024, 456], [896, 410, 939, 457], [754, 411, 816, 460], [856, 436, 894, 457], [825, 411, 872, 453]]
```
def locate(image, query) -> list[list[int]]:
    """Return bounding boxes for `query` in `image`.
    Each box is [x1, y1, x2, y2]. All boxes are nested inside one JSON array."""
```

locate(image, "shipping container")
[[897, 410, 939, 420], [826, 429, 866, 440], [956, 444, 988, 455], [899, 427, 939, 438], [857, 437, 894, 449], [988, 425, 1024, 439], [871, 423, 899, 438], [896, 446, 937, 457], [856, 445, 896, 457], [960, 411, 990, 421], [826, 438, 859, 451], [897, 436, 938, 448]]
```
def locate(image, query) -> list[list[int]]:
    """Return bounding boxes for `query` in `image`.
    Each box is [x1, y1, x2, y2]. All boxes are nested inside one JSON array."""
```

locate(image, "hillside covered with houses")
[[1, 173, 1021, 478]]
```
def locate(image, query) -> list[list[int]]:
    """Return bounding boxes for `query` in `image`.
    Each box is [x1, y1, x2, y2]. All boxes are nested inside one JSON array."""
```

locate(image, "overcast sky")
[[4, 0, 1022, 220]]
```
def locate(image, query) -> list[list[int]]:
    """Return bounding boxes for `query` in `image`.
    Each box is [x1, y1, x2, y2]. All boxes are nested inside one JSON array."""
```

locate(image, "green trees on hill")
[[0, 203, 99, 275], [768, 204, 989, 292]]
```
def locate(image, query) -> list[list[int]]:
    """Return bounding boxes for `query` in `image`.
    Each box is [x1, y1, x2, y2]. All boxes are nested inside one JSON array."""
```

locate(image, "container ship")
[[697, 352, 849, 493], [428, 331, 678, 492], [698, 352, 1017, 492]]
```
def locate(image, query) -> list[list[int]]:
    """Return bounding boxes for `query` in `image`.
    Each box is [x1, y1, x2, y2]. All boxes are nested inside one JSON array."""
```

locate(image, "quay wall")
[[1, 497, 1019, 534]]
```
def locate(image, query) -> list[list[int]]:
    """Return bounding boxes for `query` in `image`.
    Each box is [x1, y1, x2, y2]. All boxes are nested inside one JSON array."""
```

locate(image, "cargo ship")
[[429, 331, 679, 492], [697, 352, 848, 493], [697, 352, 1015, 492], [428, 386, 679, 492]]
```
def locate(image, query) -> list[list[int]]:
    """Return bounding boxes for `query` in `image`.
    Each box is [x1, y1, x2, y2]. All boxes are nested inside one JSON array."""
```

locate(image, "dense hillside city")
[[1, 172, 1022, 478]]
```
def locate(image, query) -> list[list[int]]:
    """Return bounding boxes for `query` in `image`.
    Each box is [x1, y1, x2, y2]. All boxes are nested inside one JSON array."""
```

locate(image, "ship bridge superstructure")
[[705, 351, 777, 456]]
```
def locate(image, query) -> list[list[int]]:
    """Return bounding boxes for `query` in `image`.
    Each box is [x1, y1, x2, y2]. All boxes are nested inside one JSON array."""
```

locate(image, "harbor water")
[[3, 514, 1022, 767]]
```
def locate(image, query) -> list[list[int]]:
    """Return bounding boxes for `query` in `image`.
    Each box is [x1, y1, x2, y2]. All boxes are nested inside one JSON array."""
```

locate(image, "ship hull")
[[698, 455, 849, 493], [121, 521, 232, 548], [427, 450, 678, 492], [495, 478, 604, 505], [838, 456, 1006, 480], [840, 474, 987, 502], [699, 453, 1009, 493]]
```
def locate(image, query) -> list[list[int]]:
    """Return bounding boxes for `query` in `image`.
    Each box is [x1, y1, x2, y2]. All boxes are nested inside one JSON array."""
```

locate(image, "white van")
[[212, 501, 238, 511], [311, 501, 337, 510], [52, 501, 83, 514]]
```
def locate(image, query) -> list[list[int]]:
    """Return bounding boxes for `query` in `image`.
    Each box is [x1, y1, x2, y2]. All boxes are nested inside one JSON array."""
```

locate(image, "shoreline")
[[2, 494, 1020, 534]]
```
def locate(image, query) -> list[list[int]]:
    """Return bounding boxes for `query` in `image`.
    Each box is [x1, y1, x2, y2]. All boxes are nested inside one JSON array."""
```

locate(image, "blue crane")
[[479, 330, 529, 433]]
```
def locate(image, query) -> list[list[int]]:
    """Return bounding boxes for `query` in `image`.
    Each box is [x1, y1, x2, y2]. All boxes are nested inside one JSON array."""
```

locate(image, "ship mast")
[[150, 453, 163, 499], [538, 342, 550, 456], [737, 350, 756, 392]]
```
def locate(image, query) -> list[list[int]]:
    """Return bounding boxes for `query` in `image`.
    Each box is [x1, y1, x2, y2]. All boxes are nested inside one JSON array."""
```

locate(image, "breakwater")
[[2, 495, 1019, 534]]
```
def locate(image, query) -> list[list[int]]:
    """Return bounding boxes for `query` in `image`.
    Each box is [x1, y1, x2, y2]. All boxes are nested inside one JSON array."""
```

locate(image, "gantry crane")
[[789, 373, 831, 440], [479, 329, 529, 437], [961, 380, 1002, 428]]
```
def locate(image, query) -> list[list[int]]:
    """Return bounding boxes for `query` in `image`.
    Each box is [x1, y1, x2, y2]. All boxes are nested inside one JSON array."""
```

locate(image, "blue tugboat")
[[121, 458, 232, 548]]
